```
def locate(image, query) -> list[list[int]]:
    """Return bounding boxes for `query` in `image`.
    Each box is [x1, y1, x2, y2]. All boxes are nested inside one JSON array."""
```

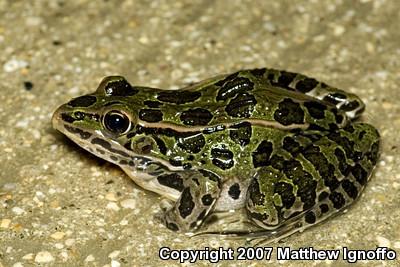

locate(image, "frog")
[[52, 68, 380, 241]]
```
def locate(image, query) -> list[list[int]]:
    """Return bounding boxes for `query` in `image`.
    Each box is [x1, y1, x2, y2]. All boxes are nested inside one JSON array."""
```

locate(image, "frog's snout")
[[52, 105, 64, 131]]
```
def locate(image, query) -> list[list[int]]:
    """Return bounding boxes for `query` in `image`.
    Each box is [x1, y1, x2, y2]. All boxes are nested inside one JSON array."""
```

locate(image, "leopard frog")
[[52, 68, 380, 240]]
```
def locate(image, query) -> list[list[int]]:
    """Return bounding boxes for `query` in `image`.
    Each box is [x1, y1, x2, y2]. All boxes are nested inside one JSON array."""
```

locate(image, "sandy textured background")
[[0, 0, 399, 266]]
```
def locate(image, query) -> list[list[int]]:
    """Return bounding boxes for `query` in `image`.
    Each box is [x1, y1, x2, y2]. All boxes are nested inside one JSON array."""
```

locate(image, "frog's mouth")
[[52, 105, 177, 175], [52, 105, 184, 200]]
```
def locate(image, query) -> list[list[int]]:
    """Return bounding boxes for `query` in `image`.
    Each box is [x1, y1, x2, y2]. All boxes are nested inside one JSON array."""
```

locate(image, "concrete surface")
[[0, 0, 399, 266]]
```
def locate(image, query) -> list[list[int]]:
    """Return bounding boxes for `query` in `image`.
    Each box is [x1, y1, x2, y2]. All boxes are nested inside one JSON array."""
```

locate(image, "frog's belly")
[[214, 179, 250, 211]]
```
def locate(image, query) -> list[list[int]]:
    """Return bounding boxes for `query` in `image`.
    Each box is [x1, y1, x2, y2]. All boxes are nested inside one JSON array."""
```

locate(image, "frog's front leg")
[[160, 169, 221, 232]]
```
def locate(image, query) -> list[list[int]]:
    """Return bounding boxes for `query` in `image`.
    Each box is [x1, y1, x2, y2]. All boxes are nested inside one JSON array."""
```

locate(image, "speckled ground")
[[0, 0, 399, 266]]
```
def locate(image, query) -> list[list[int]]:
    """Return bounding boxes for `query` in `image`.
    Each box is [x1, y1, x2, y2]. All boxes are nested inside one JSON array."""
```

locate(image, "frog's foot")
[[154, 199, 174, 224], [160, 170, 221, 232], [159, 198, 174, 212]]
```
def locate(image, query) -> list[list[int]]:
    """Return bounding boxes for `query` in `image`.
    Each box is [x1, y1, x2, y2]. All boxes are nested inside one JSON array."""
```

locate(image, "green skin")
[[52, 68, 380, 240]]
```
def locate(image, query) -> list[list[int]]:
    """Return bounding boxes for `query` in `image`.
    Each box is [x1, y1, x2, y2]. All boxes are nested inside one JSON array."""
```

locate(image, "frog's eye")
[[103, 110, 131, 135]]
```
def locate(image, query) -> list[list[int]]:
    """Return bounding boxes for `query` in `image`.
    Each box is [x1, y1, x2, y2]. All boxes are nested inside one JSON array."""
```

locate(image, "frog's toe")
[[154, 208, 182, 232], [160, 198, 174, 212]]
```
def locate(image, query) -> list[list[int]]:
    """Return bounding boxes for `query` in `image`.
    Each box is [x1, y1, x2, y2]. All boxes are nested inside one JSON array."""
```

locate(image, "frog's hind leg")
[[242, 122, 380, 242], [158, 169, 221, 232], [257, 68, 366, 119]]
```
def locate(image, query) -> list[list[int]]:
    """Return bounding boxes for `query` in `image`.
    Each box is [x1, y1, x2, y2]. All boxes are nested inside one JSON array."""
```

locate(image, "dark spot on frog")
[[269, 154, 285, 170], [139, 109, 163, 123], [64, 125, 92, 139], [351, 163, 368, 186], [153, 136, 167, 155], [327, 131, 355, 160], [183, 163, 192, 170], [190, 221, 198, 229], [304, 101, 327, 119], [61, 113, 75, 123], [23, 81, 33, 91], [176, 132, 205, 154], [302, 145, 340, 191], [144, 100, 163, 108], [329, 191, 346, 209], [110, 155, 118, 162], [180, 108, 213, 126], [341, 179, 358, 199], [228, 183, 241, 200], [295, 78, 319, 93], [334, 148, 351, 176], [341, 100, 360, 112], [344, 124, 355, 133], [169, 158, 182, 167], [319, 204, 329, 214], [252, 140, 273, 167], [367, 141, 380, 165], [274, 98, 304, 126], [126, 132, 136, 139], [305, 211, 316, 224], [91, 137, 130, 158], [215, 72, 239, 87], [332, 109, 344, 124], [201, 194, 214, 206], [124, 141, 132, 151], [358, 130, 366, 139], [157, 173, 184, 191], [249, 68, 266, 77], [197, 210, 207, 221], [141, 144, 152, 154], [270, 70, 296, 91], [67, 95, 97, 107], [216, 77, 254, 101], [104, 79, 138, 96], [229, 122, 252, 146], [298, 187, 317, 211], [282, 136, 301, 155], [273, 182, 295, 209], [178, 188, 195, 218], [211, 147, 234, 170], [157, 90, 201, 104], [283, 159, 317, 209], [225, 93, 256, 118], [318, 191, 329, 202], [323, 93, 347, 105], [329, 122, 339, 131], [167, 222, 179, 231], [73, 111, 84, 120], [247, 178, 265, 206]]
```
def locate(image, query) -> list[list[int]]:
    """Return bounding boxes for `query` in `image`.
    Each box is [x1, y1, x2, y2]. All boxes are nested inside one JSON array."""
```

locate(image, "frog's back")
[[123, 68, 365, 133]]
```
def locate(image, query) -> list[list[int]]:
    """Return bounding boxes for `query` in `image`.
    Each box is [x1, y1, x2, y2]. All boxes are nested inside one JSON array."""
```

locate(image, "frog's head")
[[52, 76, 166, 174]]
